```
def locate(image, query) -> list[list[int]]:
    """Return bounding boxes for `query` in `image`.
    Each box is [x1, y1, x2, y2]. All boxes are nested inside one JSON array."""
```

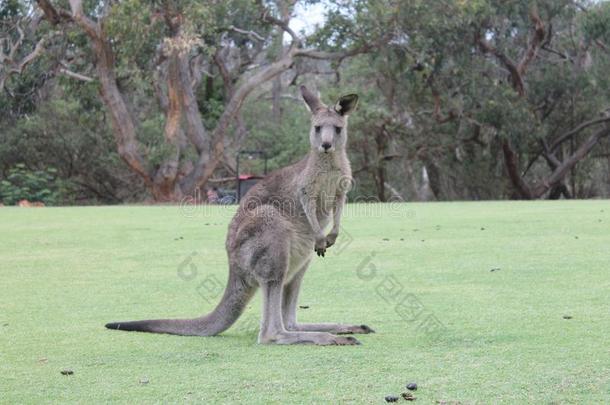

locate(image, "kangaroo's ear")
[[334, 94, 359, 116], [300, 85, 323, 112]]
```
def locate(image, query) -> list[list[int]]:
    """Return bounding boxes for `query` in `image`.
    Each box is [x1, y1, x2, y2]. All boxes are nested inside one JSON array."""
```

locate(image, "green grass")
[[1, 201, 609, 404]]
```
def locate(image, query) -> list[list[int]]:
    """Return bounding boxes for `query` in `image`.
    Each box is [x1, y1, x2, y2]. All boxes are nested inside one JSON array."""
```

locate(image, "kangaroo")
[[105, 86, 374, 345]]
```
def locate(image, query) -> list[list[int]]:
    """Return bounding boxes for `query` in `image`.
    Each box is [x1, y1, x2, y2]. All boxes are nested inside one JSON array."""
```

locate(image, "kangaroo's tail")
[[105, 272, 255, 336]]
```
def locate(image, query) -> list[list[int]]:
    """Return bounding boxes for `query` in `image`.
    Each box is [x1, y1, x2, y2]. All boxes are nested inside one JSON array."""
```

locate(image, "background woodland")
[[1, 0, 609, 204]]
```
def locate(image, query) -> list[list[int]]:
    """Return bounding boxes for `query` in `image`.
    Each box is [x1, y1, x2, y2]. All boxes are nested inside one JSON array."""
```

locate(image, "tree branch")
[[549, 115, 610, 152], [475, 9, 545, 97], [177, 50, 209, 156], [261, 9, 301, 52], [533, 127, 610, 197], [228, 25, 265, 42], [517, 8, 545, 74], [213, 46, 233, 96], [522, 113, 610, 176], [475, 29, 525, 96], [1, 32, 52, 90], [594, 39, 609, 53], [57, 61, 93, 82], [36, 0, 72, 25], [426, 74, 457, 124], [68, 0, 98, 38], [295, 42, 375, 61]]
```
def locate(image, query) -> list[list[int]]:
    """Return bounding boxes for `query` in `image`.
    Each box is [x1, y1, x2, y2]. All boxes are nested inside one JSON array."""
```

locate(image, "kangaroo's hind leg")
[[258, 279, 360, 345], [251, 236, 360, 345], [281, 261, 375, 335]]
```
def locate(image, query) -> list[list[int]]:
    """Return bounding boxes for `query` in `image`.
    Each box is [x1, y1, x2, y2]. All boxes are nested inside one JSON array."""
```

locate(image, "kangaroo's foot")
[[287, 322, 375, 334], [258, 331, 360, 345]]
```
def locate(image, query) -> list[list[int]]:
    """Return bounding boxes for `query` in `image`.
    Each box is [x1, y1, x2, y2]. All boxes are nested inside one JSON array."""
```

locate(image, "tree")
[[314, 0, 610, 200], [2, 0, 608, 203], [2, 0, 377, 201], [473, 1, 610, 199]]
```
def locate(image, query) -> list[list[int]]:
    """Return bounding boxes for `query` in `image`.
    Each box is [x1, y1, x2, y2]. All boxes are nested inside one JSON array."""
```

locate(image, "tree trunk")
[[374, 129, 387, 202], [501, 140, 533, 199], [403, 160, 421, 201], [93, 34, 152, 188], [421, 154, 443, 200]]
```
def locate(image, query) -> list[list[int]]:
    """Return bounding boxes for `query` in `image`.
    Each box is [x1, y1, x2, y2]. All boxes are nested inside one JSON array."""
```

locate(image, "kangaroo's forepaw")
[[325, 232, 338, 248], [314, 235, 327, 257], [314, 246, 326, 257]]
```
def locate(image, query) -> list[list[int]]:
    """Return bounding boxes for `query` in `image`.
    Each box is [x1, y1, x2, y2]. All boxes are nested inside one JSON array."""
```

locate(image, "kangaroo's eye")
[[315, 126, 321, 133], [335, 126, 343, 135]]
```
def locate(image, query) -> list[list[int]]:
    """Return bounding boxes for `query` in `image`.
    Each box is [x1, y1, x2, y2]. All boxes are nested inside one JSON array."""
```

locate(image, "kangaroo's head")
[[300, 85, 359, 155]]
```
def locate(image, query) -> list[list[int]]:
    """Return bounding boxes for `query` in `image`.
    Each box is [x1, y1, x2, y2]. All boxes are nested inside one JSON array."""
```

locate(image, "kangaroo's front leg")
[[299, 190, 327, 257], [325, 192, 346, 248]]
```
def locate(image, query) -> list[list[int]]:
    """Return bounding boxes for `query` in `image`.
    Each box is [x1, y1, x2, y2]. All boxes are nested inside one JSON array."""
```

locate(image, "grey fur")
[[105, 86, 373, 345]]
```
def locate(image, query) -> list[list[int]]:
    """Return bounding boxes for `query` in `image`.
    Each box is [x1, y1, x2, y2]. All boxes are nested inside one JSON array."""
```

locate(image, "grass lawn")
[[1, 201, 609, 403]]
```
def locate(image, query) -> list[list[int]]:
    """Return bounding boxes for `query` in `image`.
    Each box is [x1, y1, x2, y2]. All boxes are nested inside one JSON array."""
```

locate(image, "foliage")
[[240, 96, 310, 171], [0, 95, 145, 204], [308, 0, 610, 200], [581, 1, 610, 43], [0, 163, 62, 205], [0, 0, 608, 203]]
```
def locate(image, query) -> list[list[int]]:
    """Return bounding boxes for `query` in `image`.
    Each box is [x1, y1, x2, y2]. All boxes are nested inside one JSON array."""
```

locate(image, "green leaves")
[[581, 1, 610, 43], [0, 164, 62, 206], [105, 0, 164, 73]]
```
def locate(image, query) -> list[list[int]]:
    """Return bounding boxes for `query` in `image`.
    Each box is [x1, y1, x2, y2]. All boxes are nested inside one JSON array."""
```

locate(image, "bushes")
[[0, 96, 146, 204], [0, 164, 64, 205]]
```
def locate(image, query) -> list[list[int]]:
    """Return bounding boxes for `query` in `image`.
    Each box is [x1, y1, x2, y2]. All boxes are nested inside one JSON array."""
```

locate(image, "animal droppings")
[[406, 382, 418, 391], [385, 395, 399, 402], [402, 391, 416, 400]]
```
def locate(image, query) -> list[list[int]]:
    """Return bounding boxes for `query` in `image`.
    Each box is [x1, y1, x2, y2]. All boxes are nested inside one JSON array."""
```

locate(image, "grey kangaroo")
[[106, 86, 373, 345]]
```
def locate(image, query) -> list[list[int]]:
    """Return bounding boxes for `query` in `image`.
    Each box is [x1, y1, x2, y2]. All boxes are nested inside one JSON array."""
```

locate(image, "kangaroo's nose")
[[322, 142, 332, 151]]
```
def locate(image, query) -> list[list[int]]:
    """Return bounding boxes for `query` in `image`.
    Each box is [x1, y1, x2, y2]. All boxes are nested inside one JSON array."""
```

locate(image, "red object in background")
[[236, 151, 268, 202], [238, 174, 259, 180]]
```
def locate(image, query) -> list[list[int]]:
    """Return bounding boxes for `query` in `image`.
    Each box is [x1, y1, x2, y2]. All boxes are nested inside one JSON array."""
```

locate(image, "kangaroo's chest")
[[308, 168, 343, 217], [317, 170, 341, 200]]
